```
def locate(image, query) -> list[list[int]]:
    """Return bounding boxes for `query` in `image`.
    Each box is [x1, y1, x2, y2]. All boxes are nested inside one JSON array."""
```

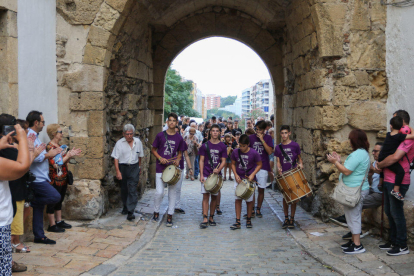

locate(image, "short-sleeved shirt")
[[249, 134, 274, 171], [152, 131, 185, 173], [111, 137, 144, 165], [371, 161, 382, 194], [0, 148, 26, 201], [199, 141, 227, 178], [232, 128, 242, 136], [231, 148, 261, 181], [384, 140, 414, 185], [179, 142, 189, 170], [341, 148, 370, 191], [274, 141, 301, 172], [378, 132, 407, 162]]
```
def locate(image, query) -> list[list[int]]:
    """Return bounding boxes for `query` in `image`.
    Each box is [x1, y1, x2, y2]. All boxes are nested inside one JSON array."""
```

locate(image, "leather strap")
[[205, 142, 214, 170], [238, 149, 248, 175]]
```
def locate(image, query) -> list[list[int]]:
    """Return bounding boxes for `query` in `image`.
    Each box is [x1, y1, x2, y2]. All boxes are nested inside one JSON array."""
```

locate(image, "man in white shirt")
[[111, 124, 144, 221]]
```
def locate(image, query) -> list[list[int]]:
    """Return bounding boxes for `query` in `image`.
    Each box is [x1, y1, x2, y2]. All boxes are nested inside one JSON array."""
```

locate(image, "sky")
[[170, 37, 270, 98]]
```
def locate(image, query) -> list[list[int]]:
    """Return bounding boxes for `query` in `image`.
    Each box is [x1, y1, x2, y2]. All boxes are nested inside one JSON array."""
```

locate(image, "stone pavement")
[[265, 189, 414, 276], [108, 179, 338, 276], [12, 189, 169, 276]]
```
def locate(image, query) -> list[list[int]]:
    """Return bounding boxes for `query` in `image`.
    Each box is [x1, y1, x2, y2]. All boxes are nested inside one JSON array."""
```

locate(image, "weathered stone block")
[[64, 65, 107, 92], [88, 25, 113, 48], [311, 3, 346, 57], [57, 0, 104, 25], [333, 86, 372, 105], [136, 109, 154, 129], [62, 179, 108, 220], [88, 110, 107, 137], [0, 10, 17, 38], [351, 0, 370, 31], [105, 0, 133, 13], [93, 3, 120, 32], [348, 30, 385, 69], [0, 0, 17, 12], [70, 136, 105, 159], [148, 96, 164, 111], [355, 70, 370, 86], [126, 60, 149, 81], [348, 101, 386, 131], [321, 106, 347, 131], [70, 92, 104, 111], [301, 69, 328, 91], [77, 158, 105, 179], [83, 43, 107, 66]]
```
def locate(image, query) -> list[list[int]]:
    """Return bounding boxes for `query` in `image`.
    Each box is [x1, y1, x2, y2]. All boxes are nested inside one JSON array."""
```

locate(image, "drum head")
[[235, 179, 248, 197], [205, 174, 218, 190], [162, 165, 176, 182]]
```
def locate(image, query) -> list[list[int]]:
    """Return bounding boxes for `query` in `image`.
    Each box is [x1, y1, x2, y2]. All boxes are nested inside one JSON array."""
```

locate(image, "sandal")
[[209, 215, 216, 226], [230, 219, 241, 230], [288, 216, 295, 229], [12, 243, 30, 253], [246, 217, 253, 228], [191, 177, 195, 181], [282, 216, 289, 229], [223, 177, 227, 181], [256, 207, 263, 218], [185, 175, 189, 179], [229, 177, 234, 181], [216, 205, 223, 215], [200, 215, 208, 229], [243, 209, 256, 219]]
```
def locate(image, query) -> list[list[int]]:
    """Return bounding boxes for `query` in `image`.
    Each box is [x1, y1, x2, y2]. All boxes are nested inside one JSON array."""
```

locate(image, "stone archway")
[[55, 0, 387, 221]]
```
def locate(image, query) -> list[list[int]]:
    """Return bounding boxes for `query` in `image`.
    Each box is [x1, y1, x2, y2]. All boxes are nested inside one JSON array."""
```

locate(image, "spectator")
[[183, 128, 199, 181], [111, 124, 144, 221], [181, 117, 190, 134], [204, 121, 212, 131], [218, 117, 225, 129], [268, 127, 275, 185], [26, 111, 62, 244], [330, 142, 384, 240], [0, 122, 32, 275], [376, 110, 413, 256], [245, 128, 255, 135], [223, 120, 228, 129], [162, 118, 168, 131], [228, 116, 233, 121], [327, 129, 370, 254], [246, 119, 253, 129], [270, 114, 274, 127], [232, 120, 242, 136], [265, 120, 273, 132], [210, 116, 217, 125], [225, 121, 234, 135], [46, 124, 81, 231], [223, 133, 235, 181], [179, 115, 185, 126]]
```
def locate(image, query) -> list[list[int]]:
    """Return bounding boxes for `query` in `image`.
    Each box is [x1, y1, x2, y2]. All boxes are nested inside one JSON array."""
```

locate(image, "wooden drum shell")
[[276, 167, 312, 204]]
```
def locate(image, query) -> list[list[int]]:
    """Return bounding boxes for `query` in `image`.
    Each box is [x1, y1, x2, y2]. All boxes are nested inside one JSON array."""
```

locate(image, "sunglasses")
[[372, 150, 380, 153], [56, 131, 63, 134]]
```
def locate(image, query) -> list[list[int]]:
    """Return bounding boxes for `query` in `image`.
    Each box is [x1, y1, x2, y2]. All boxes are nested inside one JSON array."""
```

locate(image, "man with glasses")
[[246, 119, 253, 130], [111, 124, 144, 221], [26, 111, 62, 244], [330, 142, 384, 239]]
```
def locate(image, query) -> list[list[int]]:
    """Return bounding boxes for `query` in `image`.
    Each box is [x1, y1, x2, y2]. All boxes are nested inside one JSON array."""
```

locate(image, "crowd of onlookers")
[[0, 111, 81, 275]]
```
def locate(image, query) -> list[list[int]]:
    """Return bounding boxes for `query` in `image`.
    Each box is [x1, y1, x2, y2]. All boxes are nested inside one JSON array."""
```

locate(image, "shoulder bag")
[[331, 158, 370, 208]]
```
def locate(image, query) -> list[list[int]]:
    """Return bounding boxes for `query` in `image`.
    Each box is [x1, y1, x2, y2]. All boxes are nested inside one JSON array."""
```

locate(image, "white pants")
[[256, 169, 268, 189], [175, 171, 185, 209], [154, 173, 177, 215], [234, 181, 254, 202]]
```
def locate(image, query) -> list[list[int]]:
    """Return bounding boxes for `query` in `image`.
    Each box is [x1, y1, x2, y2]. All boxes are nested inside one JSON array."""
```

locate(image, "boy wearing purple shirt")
[[248, 120, 274, 218], [275, 125, 303, 229], [198, 125, 227, 229], [151, 113, 184, 227], [230, 134, 262, 230]]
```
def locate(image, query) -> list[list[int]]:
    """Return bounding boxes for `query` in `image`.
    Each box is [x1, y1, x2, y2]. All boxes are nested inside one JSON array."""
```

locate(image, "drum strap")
[[205, 142, 215, 170], [238, 149, 248, 175], [278, 144, 297, 168], [163, 131, 175, 159]]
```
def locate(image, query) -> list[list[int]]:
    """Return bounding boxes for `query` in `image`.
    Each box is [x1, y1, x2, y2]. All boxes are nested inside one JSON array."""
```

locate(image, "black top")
[[181, 124, 188, 131], [218, 123, 225, 129], [231, 141, 238, 149], [0, 148, 27, 201], [224, 129, 232, 134], [378, 132, 407, 162], [232, 128, 242, 136]]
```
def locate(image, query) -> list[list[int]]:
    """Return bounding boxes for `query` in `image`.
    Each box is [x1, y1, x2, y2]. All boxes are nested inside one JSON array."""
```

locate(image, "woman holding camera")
[[45, 124, 81, 233], [327, 129, 370, 254]]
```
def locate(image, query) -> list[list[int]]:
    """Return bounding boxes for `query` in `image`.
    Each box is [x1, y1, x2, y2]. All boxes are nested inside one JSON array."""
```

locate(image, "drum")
[[161, 165, 181, 185], [276, 167, 312, 204], [204, 174, 223, 194], [235, 179, 255, 200]]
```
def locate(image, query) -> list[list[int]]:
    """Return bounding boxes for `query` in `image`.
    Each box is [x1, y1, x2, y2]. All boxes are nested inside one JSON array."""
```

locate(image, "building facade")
[[219, 96, 242, 117], [205, 94, 221, 110], [241, 80, 273, 118], [241, 88, 252, 115], [190, 83, 203, 115]]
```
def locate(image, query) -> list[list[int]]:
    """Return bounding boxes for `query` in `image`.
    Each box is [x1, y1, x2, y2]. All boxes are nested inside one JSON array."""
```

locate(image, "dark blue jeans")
[[383, 181, 409, 247], [31, 181, 61, 239], [194, 155, 200, 177]]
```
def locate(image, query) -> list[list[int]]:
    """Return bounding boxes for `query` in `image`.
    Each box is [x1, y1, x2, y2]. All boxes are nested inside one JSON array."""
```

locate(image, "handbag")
[[67, 170, 74, 185], [331, 158, 370, 208]]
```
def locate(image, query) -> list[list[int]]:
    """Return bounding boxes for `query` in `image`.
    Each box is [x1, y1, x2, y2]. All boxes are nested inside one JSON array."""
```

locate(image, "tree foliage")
[[220, 96, 237, 107], [207, 108, 241, 120], [164, 67, 201, 118]]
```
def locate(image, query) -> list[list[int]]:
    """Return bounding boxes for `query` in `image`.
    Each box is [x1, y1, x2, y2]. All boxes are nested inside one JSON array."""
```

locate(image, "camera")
[[2, 125, 16, 136]]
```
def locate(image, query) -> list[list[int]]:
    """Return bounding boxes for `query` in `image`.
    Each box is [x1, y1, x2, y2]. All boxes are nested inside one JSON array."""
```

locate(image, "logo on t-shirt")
[[211, 149, 220, 164], [164, 140, 176, 156], [238, 154, 249, 170], [253, 142, 263, 155]]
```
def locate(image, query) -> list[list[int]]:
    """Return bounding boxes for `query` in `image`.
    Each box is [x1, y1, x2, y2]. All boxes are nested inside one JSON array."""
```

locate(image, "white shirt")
[[0, 180, 12, 226], [111, 137, 144, 165]]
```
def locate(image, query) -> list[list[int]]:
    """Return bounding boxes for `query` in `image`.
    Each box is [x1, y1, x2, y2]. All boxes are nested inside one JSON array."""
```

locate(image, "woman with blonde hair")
[[45, 124, 81, 232]]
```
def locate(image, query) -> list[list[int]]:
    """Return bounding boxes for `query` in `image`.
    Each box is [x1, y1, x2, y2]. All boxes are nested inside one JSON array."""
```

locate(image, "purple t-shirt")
[[249, 134, 274, 171], [274, 141, 301, 172], [152, 131, 185, 173], [179, 142, 188, 170], [198, 141, 227, 178], [231, 148, 261, 180]]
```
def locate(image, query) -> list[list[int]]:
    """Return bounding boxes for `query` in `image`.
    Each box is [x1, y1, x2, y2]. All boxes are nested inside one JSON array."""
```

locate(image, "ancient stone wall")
[[282, 0, 387, 218]]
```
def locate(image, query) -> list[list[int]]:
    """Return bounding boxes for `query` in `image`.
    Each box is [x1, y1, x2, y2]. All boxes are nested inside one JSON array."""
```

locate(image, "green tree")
[[207, 108, 240, 120], [164, 67, 201, 118], [220, 96, 237, 107]]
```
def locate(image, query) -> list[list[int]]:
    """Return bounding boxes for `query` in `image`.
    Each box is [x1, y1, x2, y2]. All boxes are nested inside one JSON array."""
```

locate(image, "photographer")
[[0, 118, 31, 275]]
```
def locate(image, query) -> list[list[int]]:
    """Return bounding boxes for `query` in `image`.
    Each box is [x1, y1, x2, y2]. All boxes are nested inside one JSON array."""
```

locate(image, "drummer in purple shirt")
[[198, 124, 227, 229], [274, 125, 303, 229], [151, 113, 184, 227], [249, 120, 274, 218]]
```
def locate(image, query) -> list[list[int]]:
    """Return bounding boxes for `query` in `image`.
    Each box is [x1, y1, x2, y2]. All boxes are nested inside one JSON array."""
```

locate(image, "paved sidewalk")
[[13, 189, 169, 276], [265, 189, 414, 276], [109, 179, 338, 276]]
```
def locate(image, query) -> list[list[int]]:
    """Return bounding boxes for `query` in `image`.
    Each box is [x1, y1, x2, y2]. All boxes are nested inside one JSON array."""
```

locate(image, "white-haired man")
[[111, 124, 144, 221]]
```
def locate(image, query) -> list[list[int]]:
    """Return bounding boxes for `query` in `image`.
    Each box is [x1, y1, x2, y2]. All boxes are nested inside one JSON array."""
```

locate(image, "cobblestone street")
[[108, 180, 337, 276]]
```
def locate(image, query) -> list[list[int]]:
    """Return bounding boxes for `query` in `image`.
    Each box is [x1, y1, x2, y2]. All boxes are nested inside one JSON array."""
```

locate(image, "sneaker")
[[343, 243, 366, 254], [330, 215, 347, 227], [174, 208, 185, 214], [12, 262, 27, 273], [391, 190, 404, 201], [56, 220, 72, 229], [341, 240, 353, 250], [127, 212, 135, 221], [387, 246, 409, 256], [47, 225, 65, 233], [342, 231, 364, 240], [166, 216, 173, 227], [34, 237, 56, 244], [379, 242, 394, 250], [151, 212, 159, 223]]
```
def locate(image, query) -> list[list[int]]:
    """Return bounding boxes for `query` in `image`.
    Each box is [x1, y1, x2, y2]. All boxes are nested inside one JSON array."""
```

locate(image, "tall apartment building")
[[241, 79, 274, 119], [242, 88, 252, 115], [190, 83, 203, 116], [202, 97, 207, 119], [205, 94, 221, 110]]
